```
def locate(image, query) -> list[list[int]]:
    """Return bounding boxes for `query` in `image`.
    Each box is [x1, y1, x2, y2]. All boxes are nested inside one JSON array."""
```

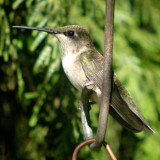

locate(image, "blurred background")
[[0, 0, 160, 159]]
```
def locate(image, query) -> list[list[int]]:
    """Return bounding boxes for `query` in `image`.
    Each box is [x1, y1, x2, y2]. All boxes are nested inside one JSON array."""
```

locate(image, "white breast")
[[62, 53, 87, 91], [62, 54, 76, 71]]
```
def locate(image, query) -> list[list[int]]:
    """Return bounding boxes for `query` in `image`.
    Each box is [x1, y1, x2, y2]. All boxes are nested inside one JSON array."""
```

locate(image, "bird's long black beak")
[[12, 26, 59, 34]]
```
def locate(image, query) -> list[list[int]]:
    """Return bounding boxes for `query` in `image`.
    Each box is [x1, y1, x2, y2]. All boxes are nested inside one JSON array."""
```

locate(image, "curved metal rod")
[[89, 0, 115, 150], [72, 139, 117, 160], [103, 141, 117, 160], [72, 139, 95, 160]]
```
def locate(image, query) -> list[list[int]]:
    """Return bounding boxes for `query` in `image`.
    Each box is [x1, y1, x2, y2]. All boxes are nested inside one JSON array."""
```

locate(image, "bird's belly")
[[65, 67, 87, 91], [62, 54, 87, 91]]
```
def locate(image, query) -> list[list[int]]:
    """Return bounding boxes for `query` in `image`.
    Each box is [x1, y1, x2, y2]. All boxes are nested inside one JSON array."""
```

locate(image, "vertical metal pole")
[[90, 0, 115, 150]]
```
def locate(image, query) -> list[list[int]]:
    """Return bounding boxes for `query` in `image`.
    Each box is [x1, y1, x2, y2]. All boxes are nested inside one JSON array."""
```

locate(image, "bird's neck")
[[60, 45, 93, 58]]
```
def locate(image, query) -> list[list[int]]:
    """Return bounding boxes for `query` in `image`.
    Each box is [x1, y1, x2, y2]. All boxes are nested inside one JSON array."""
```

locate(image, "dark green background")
[[0, 0, 159, 159]]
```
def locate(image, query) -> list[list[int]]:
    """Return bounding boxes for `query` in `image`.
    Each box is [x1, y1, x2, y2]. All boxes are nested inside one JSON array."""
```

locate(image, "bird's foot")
[[78, 101, 94, 111]]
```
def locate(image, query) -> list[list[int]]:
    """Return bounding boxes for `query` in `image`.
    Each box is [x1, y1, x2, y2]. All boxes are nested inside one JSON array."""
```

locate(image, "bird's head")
[[13, 25, 94, 55]]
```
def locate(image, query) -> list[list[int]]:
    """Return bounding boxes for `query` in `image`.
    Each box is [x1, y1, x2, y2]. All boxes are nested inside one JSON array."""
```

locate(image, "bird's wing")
[[80, 50, 103, 90], [80, 50, 154, 134], [113, 75, 155, 133]]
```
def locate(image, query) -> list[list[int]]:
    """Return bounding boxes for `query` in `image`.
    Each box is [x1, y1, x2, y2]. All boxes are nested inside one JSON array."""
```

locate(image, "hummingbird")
[[12, 25, 155, 134]]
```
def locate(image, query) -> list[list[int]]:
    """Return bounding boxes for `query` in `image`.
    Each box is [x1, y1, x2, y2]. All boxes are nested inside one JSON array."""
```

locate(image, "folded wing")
[[80, 50, 155, 134]]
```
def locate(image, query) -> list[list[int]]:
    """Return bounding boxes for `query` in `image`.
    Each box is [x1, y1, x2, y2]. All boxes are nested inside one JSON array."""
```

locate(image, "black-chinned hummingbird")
[[12, 25, 155, 134]]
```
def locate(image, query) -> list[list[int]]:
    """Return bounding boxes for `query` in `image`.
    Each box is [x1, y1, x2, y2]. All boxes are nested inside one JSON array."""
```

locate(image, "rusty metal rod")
[[89, 0, 115, 150], [72, 139, 117, 160]]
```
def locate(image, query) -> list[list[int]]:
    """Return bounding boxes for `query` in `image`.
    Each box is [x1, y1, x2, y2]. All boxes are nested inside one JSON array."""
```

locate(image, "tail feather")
[[110, 79, 155, 134], [109, 106, 144, 132], [144, 124, 155, 134]]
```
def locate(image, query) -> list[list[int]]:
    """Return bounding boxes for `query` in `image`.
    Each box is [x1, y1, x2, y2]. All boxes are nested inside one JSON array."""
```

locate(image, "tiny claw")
[[89, 101, 96, 105], [88, 103, 91, 111], [87, 101, 96, 111]]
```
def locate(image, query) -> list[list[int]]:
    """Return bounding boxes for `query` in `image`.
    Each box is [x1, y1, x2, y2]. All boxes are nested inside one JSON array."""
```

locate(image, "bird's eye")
[[68, 31, 74, 36], [64, 31, 74, 37]]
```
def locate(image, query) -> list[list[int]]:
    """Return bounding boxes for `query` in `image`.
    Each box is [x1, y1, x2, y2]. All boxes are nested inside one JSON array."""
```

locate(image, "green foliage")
[[0, 0, 159, 159]]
